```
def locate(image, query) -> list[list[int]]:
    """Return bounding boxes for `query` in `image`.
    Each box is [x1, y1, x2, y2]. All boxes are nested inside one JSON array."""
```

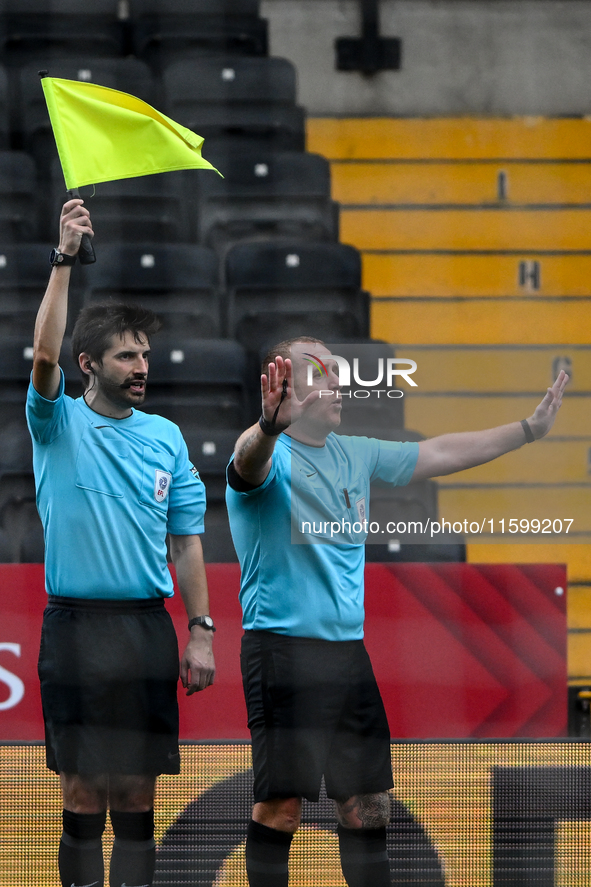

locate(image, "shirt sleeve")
[[166, 432, 207, 535], [366, 438, 420, 487], [225, 438, 287, 497], [25, 368, 73, 444]]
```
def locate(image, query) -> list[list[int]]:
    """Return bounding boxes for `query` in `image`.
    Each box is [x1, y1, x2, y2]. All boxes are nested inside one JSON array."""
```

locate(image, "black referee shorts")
[[38, 597, 181, 776], [241, 630, 393, 803]]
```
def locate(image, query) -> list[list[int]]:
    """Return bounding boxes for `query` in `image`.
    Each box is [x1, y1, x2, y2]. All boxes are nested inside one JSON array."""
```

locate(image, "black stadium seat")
[[162, 56, 305, 151], [0, 244, 83, 335], [50, 162, 194, 245], [0, 151, 38, 241], [0, 472, 43, 562], [0, 336, 35, 474], [143, 337, 251, 432], [0, 0, 126, 66], [224, 239, 370, 352], [130, 0, 267, 66], [177, 427, 240, 502], [331, 341, 405, 432], [0, 64, 11, 149], [195, 148, 339, 250], [84, 243, 221, 338], [0, 335, 78, 475]]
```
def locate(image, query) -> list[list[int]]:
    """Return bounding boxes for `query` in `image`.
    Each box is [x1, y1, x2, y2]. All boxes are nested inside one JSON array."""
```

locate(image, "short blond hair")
[[261, 336, 326, 376]]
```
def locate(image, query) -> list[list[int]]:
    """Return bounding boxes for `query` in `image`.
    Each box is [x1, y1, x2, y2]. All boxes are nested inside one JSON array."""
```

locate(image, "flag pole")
[[39, 70, 96, 265]]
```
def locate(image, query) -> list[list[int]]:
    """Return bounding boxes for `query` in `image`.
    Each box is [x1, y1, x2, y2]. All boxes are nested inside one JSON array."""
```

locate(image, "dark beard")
[[95, 372, 147, 409]]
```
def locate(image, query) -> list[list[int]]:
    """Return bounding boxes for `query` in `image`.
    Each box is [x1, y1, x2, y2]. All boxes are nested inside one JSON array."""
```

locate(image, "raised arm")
[[411, 370, 568, 481], [32, 199, 93, 399], [233, 355, 318, 486]]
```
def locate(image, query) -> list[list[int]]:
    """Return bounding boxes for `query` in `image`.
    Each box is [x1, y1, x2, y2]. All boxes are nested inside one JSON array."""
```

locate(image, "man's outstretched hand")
[[527, 369, 569, 440], [261, 355, 320, 431]]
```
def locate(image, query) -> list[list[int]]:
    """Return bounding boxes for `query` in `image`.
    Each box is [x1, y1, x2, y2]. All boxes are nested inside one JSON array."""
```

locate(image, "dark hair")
[[261, 336, 326, 376], [72, 301, 161, 387]]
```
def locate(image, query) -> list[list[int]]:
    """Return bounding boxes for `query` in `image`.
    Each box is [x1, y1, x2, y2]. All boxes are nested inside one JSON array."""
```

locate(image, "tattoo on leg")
[[336, 793, 391, 829]]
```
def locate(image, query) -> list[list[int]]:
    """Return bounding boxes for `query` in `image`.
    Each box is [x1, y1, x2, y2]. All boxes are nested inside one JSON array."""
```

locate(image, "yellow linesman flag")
[[41, 75, 220, 189]]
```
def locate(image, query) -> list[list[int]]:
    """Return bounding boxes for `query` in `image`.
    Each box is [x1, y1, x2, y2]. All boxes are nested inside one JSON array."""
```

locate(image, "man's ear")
[[79, 353, 94, 375]]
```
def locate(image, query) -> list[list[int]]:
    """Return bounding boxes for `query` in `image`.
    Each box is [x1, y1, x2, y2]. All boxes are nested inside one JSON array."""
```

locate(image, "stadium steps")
[[307, 116, 591, 345]]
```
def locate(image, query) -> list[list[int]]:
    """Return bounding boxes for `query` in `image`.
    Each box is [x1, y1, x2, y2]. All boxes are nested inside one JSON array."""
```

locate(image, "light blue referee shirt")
[[26, 370, 206, 599], [226, 433, 419, 641]]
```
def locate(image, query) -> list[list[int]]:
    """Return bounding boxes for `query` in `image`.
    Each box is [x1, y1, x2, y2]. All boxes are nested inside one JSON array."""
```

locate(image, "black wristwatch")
[[49, 248, 77, 267], [188, 615, 216, 632]]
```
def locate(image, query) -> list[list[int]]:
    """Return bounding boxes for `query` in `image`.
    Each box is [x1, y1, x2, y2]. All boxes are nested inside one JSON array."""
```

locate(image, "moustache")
[[120, 376, 147, 389]]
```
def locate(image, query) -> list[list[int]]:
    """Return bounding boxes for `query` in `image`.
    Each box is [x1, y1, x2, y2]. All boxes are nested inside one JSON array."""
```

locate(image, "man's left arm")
[[412, 370, 568, 481], [169, 533, 215, 695]]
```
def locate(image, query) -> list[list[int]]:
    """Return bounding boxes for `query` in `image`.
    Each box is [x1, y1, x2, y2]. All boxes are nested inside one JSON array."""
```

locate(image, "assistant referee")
[[27, 198, 216, 887]]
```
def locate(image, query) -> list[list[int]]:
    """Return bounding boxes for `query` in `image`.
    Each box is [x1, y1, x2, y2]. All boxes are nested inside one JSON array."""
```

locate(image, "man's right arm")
[[232, 354, 323, 486], [32, 199, 93, 400], [233, 422, 279, 487], [232, 356, 292, 487]]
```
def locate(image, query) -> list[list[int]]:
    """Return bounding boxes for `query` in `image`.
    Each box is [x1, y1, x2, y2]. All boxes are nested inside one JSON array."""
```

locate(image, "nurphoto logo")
[[304, 352, 417, 399]]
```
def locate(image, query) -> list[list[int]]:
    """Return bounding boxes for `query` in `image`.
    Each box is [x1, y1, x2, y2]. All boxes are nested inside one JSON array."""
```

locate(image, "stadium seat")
[[327, 341, 405, 432], [195, 147, 339, 250], [0, 335, 78, 474], [338, 425, 464, 562], [0, 244, 83, 335], [0, 472, 45, 563], [50, 161, 194, 245], [0, 0, 127, 67], [84, 243, 221, 338], [0, 525, 13, 562], [173, 427, 239, 502], [0, 337, 34, 474], [162, 57, 305, 151], [130, 0, 268, 64], [0, 489, 44, 563], [199, 501, 237, 564], [0, 151, 38, 241], [364, 474, 465, 563], [224, 239, 369, 352], [0, 65, 10, 149], [142, 337, 250, 431], [364, 537, 467, 564]]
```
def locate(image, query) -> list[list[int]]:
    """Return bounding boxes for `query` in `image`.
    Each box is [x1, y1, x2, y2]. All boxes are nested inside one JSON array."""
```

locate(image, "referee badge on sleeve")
[[154, 469, 172, 503]]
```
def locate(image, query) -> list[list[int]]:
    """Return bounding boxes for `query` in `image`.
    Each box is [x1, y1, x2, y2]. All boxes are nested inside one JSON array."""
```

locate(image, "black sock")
[[109, 810, 156, 887], [58, 809, 106, 887], [338, 825, 391, 887], [245, 819, 293, 887]]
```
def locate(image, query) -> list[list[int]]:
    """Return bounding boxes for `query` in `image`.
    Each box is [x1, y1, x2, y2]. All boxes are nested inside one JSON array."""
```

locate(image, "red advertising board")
[[0, 562, 567, 740]]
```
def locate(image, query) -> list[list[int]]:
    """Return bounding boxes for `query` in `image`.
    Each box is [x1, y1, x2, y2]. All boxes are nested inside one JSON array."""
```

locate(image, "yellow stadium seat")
[[438, 487, 589, 532], [371, 298, 591, 345], [405, 396, 591, 439], [568, 633, 591, 680], [331, 162, 591, 206], [364, 254, 591, 298], [568, 586, 591, 630], [307, 117, 591, 161], [467, 543, 590, 582], [434, 440, 589, 485], [395, 346, 589, 392], [341, 208, 591, 251]]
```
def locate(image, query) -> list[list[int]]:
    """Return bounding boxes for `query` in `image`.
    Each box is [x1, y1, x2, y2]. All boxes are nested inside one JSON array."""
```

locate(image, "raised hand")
[[58, 198, 93, 256], [261, 355, 320, 432], [527, 369, 569, 440]]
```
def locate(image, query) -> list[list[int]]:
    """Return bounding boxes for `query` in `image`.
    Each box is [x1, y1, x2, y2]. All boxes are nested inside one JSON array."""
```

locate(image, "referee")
[[27, 198, 216, 887], [226, 337, 567, 887]]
